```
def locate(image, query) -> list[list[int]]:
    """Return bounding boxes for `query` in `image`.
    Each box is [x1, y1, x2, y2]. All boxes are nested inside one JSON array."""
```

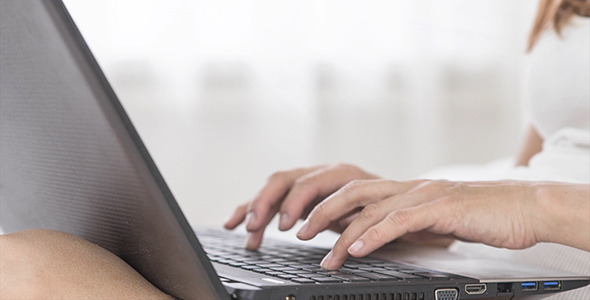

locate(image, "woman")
[[225, 0, 590, 298], [1, 0, 588, 298]]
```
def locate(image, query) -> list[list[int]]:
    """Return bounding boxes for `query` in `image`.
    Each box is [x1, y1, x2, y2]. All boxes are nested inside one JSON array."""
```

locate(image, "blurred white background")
[[64, 0, 537, 228]]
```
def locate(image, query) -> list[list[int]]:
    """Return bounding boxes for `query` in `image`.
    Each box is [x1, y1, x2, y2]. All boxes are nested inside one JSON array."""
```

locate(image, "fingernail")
[[348, 240, 365, 255], [320, 250, 334, 269], [245, 212, 256, 230], [279, 212, 290, 230], [296, 220, 310, 238]]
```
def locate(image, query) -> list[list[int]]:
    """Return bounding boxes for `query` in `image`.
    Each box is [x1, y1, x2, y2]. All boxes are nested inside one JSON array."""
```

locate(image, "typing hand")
[[223, 163, 379, 250], [297, 179, 588, 270]]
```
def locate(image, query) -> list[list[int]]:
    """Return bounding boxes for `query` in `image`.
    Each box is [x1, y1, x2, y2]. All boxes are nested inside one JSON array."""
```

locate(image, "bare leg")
[[0, 229, 173, 299]]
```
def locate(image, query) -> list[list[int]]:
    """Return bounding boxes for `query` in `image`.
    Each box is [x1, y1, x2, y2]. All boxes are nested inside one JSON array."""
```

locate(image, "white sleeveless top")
[[522, 16, 590, 184], [525, 16, 590, 140]]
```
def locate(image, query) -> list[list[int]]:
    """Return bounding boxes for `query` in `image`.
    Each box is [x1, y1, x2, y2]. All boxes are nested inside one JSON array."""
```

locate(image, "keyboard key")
[[273, 267, 298, 271], [343, 263, 372, 269], [311, 277, 342, 283], [241, 265, 258, 270], [252, 268, 272, 273], [258, 263, 283, 268], [339, 268, 365, 274], [350, 258, 383, 263], [357, 266, 388, 272], [265, 271, 286, 276], [284, 270, 310, 275], [332, 274, 372, 282], [298, 273, 320, 278], [356, 272, 400, 281], [375, 270, 424, 280], [292, 278, 315, 284], [371, 262, 406, 268], [315, 270, 343, 275]]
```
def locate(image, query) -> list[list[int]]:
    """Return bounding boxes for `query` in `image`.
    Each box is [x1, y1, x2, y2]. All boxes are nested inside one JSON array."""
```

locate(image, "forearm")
[[533, 183, 590, 251]]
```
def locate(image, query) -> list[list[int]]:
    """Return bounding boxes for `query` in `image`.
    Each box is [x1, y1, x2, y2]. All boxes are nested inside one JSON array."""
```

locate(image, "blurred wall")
[[64, 0, 537, 228]]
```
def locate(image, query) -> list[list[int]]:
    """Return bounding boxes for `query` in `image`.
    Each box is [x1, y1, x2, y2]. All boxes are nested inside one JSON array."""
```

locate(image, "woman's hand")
[[223, 163, 380, 249], [295, 179, 590, 270]]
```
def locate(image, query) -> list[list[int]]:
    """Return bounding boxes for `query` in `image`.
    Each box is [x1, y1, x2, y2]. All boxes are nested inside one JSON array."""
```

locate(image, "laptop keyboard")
[[198, 230, 456, 284]]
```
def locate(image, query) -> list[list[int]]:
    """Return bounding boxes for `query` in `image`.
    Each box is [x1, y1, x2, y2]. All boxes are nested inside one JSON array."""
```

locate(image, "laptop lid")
[[2, 1, 589, 300], [0, 1, 228, 299]]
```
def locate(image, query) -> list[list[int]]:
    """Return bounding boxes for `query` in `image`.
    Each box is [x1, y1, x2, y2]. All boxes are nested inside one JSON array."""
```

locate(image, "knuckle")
[[238, 202, 250, 211], [359, 204, 380, 221], [386, 209, 412, 228], [293, 175, 313, 188], [248, 197, 266, 210], [416, 180, 437, 191], [332, 162, 353, 170], [310, 202, 329, 219], [366, 226, 387, 244], [412, 179, 451, 195], [331, 163, 363, 175], [341, 179, 367, 193], [291, 177, 320, 201], [268, 170, 289, 184], [410, 179, 429, 186]]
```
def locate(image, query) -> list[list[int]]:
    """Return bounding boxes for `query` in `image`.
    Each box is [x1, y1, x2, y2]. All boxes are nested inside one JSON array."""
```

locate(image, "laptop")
[[1, 1, 588, 299]]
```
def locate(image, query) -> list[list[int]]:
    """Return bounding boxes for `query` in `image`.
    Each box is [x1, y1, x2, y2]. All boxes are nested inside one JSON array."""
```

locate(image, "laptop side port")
[[435, 288, 458, 300], [465, 283, 487, 295], [542, 281, 561, 291], [496, 282, 513, 293], [521, 282, 538, 292]]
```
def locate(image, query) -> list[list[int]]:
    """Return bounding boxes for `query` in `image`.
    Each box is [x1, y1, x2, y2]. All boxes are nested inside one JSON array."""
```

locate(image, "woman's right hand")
[[223, 163, 380, 250]]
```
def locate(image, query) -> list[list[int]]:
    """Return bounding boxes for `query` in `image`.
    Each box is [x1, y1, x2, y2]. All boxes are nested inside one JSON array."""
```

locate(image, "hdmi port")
[[465, 284, 487, 295]]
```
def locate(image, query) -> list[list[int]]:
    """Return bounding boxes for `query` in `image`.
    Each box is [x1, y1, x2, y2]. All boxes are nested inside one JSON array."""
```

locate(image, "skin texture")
[[0, 229, 173, 299], [225, 132, 590, 270]]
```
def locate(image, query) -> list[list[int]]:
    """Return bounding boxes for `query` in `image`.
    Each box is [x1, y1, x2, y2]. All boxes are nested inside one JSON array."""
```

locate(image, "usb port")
[[543, 281, 561, 291], [521, 282, 537, 291]]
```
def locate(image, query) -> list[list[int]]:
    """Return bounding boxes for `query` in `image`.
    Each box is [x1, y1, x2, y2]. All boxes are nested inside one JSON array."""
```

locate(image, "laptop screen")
[[0, 1, 227, 298]]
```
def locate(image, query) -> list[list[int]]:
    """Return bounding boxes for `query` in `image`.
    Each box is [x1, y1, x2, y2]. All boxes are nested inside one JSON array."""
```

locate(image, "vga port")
[[435, 288, 458, 300]]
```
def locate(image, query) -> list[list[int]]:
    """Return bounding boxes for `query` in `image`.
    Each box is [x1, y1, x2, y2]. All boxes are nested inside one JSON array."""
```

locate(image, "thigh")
[[0, 229, 172, 299]]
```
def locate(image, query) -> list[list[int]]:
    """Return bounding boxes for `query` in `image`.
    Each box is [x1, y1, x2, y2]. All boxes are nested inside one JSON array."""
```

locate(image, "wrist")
[[533, 183, 590, 251]]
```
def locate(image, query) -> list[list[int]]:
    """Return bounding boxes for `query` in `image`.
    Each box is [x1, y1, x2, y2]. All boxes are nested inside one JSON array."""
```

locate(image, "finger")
[[326, 210, 360, 234], [319, 200, 395, 269], [278, 164, 379, 231], [245, 230, 264, 250], [348, 199, 452, 258], [244, 205, 281, 250], [246, 166, 323, 232], [223, 202, 249, 229], [298, 180, 414, 240], [318, 181, 457, 269]]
